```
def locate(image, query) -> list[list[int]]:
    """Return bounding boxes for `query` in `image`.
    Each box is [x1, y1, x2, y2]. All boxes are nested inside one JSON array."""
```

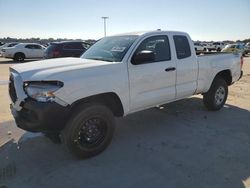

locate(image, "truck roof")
[[112, 30, 189, 37]]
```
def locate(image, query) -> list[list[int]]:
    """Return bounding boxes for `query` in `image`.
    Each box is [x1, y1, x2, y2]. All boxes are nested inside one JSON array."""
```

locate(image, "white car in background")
[[2, 43, 45, 61], [206, 42, 225, 52], [245, 42, 250, 54], [193, 42, 205, 52]]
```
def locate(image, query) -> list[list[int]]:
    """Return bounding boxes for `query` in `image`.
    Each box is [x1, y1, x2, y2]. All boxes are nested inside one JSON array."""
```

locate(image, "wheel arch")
[[202, 69, 232, 94], [215, 69, 232, 85], [70, 92, 124, 117], [14, 52, 26, 59]]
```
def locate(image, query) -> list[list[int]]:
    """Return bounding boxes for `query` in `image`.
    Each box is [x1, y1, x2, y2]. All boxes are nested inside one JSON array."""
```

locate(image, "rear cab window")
[[173, 35, 191, 59]]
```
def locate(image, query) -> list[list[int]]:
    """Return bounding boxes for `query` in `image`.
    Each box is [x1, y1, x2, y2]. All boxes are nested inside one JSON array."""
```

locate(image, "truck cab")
[[118, 32, 198, 112]]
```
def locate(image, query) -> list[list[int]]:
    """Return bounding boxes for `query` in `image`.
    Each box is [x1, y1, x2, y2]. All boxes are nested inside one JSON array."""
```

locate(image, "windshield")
[[81, 35, 138, 62], [8, 43, 18, 47]]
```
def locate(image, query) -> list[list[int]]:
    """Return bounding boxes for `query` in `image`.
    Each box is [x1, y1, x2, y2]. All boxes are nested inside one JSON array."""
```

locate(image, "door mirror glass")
[[132, 50, 155, 65]]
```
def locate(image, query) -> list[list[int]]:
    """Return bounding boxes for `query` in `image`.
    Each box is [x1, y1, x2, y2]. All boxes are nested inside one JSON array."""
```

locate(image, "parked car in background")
[[0, 42, 19, 56], [193, 42, 205, 52], [213, 42, 225, 51], [245, 42, 250, 54], [206, 42, 225, 51], [2, 43, 45, 61], [221, 44, 246, 56], [44, 41, 90, 59]]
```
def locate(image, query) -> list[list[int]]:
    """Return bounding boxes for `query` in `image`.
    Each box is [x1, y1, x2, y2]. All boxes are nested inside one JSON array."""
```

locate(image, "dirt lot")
[[0, 56, 250, 188]]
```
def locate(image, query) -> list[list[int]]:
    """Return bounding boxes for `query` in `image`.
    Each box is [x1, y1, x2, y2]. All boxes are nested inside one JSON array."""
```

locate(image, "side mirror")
[[132, 50, 155, 65]]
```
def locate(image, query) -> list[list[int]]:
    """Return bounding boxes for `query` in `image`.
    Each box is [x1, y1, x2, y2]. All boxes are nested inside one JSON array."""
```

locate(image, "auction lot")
[[0, 56, 250, 188]]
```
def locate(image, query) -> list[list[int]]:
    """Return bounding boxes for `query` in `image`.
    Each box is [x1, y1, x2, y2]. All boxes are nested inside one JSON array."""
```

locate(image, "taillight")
[[240, 56, 243, 69], [53, 49, 60, 57]]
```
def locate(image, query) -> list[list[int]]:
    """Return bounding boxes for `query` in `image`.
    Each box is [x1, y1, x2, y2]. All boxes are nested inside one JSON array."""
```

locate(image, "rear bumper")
[[11, 98, 71, 132]]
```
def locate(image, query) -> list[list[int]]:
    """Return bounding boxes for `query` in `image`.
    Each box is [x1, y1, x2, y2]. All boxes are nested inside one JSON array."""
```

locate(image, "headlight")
[[24, 81, 63, 102]]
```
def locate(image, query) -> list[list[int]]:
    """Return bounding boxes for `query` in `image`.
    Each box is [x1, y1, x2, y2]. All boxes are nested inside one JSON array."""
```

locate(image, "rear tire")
[[14, 53, 25, 62], [61, 103, 115, 158], [203, 76, 228, 111]]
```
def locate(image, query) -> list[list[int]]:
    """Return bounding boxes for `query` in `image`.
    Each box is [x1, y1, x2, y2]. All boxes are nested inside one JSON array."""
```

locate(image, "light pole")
[[101, 16, 109, 37]]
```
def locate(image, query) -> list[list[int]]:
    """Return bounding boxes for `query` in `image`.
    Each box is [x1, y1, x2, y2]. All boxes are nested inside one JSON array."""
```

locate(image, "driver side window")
[[131, 35, 171, 65]]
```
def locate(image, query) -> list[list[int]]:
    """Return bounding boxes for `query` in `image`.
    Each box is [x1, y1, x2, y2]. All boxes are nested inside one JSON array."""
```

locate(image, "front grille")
[[9, 75, 17, 103]]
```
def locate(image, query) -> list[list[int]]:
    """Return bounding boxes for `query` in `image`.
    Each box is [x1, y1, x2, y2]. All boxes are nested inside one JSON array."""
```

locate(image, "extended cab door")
[[173, 35, 198, 99], [128, 35, 176, 112]]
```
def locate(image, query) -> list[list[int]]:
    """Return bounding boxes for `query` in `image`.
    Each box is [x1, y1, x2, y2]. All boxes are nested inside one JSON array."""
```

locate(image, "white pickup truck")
[[9, 31, 243, 158]]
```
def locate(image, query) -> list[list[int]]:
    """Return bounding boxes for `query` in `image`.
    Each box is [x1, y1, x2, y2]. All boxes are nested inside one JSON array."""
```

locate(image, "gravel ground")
[[0, 56, 250, 188]]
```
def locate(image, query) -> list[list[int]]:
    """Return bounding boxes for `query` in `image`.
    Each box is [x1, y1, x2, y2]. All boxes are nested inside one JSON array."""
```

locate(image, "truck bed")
[[196, 52, 232, 56], [196, 52, 241, 94]]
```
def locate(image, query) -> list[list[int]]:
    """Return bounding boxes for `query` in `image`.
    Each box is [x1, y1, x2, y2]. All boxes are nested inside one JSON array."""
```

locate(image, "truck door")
[[173, 35, 198, 99], [128, 35, 176, 111]]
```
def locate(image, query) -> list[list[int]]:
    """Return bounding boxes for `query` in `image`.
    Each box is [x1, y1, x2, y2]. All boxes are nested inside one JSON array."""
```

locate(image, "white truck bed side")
[[196, 53, 242, 94]]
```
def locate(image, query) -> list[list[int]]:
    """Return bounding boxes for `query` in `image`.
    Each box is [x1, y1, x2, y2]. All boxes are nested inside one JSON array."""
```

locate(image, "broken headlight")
[[24, 81, 63, 102]]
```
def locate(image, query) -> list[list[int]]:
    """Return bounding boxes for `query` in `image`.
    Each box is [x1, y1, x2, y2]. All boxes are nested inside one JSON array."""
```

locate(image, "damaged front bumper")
[[9, 71, 70, 132], [10, 99, 71, 132]]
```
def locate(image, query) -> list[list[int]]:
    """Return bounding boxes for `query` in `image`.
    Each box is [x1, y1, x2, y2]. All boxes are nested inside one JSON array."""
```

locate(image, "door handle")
[[165, 67, 176, 72]]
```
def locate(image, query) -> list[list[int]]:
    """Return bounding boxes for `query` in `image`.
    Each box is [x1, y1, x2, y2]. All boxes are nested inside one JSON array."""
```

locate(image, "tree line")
[[0, 37, 97, 46]]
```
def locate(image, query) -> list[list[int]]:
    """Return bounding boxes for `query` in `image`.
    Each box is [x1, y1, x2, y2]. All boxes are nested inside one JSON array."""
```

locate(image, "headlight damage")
[[24, 81, 63, 102]]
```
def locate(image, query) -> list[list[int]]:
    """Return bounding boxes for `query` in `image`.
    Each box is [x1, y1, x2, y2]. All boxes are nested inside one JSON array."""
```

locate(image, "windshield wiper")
[[87, 57, 114, 62]]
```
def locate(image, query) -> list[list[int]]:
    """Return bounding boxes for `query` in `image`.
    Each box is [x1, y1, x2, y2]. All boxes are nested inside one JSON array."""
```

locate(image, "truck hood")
[[10, 57, 114, 81]]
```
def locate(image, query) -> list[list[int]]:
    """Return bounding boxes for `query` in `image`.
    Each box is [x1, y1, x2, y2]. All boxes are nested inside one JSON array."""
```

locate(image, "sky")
[[0, 0, 249, 41]]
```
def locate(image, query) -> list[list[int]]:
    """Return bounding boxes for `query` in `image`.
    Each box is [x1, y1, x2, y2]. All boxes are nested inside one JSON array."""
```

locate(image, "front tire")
[[203, 76, 228, 111], [61, 103, 115, 158]]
